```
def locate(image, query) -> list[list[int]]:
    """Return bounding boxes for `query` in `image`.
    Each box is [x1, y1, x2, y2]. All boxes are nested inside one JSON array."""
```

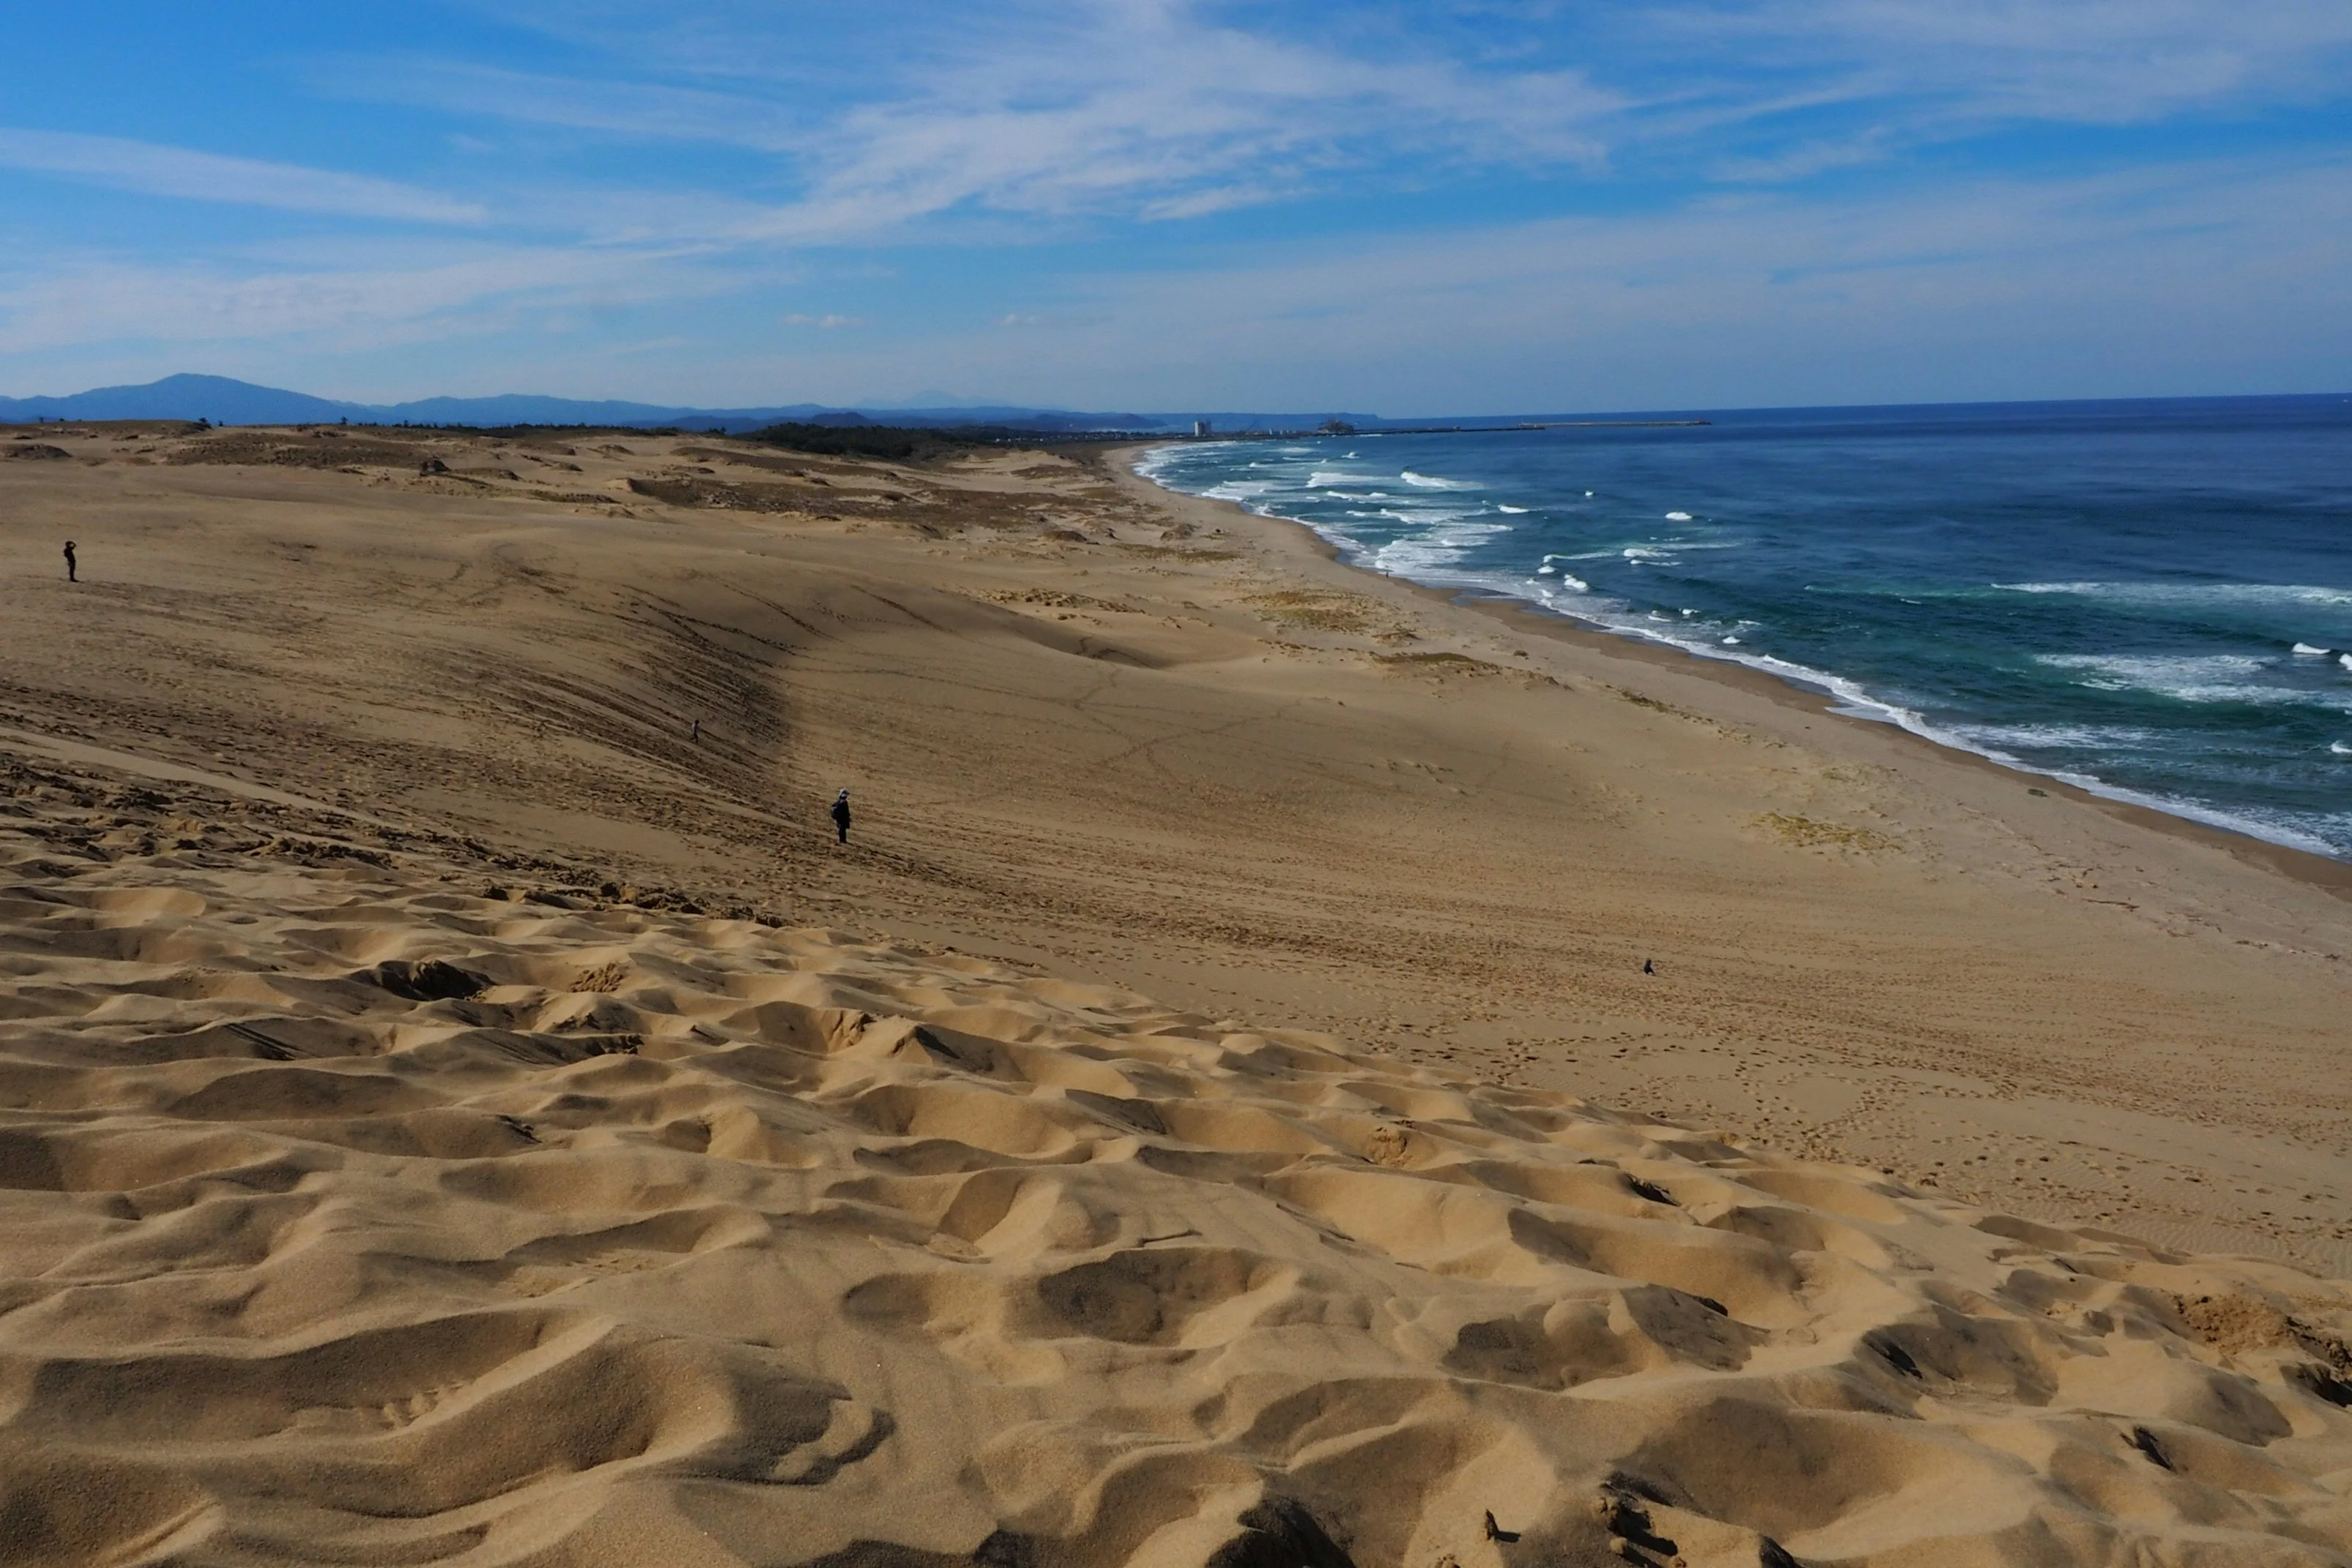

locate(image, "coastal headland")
[[3, 420, 2349, 1565]]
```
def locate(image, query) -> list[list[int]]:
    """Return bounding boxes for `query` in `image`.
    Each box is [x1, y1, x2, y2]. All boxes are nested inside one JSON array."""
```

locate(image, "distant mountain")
[[0, 373, 1364, 435], [0, 374, 360, 426]]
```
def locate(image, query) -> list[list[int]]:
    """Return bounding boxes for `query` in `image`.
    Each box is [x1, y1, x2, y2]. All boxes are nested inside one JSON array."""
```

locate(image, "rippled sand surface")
[[4, 775, 2351, 1567]]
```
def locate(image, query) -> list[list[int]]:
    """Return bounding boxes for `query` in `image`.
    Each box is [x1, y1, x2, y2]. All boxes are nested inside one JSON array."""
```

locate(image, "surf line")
[[1170, 420, 1711, 442]]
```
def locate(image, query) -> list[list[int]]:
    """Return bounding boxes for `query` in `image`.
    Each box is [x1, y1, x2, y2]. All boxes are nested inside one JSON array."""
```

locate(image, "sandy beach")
[[4, 420, 2351, 1565]]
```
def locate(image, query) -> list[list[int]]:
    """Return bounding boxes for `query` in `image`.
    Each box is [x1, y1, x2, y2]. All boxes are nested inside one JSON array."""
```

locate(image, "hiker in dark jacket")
[[830, 788, 852, 844], [62, 541, 76, 582]]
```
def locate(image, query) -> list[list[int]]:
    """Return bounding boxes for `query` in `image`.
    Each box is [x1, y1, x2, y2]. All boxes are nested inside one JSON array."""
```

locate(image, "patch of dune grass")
[[1754, 813, 1897, 852], [1248, 590, 1391, 634]]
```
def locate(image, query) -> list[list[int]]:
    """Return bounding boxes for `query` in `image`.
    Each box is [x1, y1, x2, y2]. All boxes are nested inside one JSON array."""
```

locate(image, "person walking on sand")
[[62, 541, 76, 583], [830, 788, 852, 844]]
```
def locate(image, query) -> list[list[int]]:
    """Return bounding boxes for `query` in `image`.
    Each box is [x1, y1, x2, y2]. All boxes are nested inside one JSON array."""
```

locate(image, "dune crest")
[[2, 777, 2350, 1567]]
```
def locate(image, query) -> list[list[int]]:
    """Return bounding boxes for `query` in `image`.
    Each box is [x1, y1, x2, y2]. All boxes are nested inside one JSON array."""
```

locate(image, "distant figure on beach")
[[830, 788, 852, 844], [1643, 958, 1654, 975], [691, 719, 701, 744], [61, 541, 75, 583]]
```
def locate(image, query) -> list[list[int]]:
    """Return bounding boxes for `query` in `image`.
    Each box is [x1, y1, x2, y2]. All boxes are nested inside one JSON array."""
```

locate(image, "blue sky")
[[1, 1, 2348, 414]]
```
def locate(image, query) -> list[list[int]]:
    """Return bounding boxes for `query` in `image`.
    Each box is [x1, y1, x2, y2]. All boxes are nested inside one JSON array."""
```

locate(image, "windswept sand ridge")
[[5, 777, 2352, 1567]]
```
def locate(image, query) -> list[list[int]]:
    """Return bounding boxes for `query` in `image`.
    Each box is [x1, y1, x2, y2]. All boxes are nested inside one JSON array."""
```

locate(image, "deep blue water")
[[1138, 396, 2352, 858]]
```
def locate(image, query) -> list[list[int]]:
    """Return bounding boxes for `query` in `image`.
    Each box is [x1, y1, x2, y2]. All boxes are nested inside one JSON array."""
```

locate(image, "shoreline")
[[1106, 440, 2352, 900], [7, 425, 2352, 1568], [10, 418, 2351, 1279]]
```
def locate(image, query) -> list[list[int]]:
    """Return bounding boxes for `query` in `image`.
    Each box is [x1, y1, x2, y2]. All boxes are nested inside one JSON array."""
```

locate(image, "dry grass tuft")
[[1754, 813, 1897, 852], [1248, 590, 1391, 635], [575, 960, 630, 994], [1375, 651, 1504, 676]]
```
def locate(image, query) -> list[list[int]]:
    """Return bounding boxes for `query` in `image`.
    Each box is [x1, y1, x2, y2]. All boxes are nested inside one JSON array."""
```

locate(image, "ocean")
[[1137, 395, 2352, 859]]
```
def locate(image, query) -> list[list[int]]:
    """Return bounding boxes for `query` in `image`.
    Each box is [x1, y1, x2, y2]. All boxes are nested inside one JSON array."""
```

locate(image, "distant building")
[[1192, 420, 1212, 437]]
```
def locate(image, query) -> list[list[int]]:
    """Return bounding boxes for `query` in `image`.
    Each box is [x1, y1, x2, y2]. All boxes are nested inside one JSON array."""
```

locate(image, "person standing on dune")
[[62, 541, 76, 583], [830, 788, 852, 844]]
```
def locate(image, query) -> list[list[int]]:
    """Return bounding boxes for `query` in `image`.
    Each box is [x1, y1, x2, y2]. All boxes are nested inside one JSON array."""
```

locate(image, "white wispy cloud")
[[1644, 0, 2352, 125], [374, 0, 2352, 232], [5, 0, 2348, 404], [681, 151, 2352, 410], [350, 1, 1621, 241], [337, 61, 809, 152], [0, 242, 708, 355], [0, 129, 487, 224]]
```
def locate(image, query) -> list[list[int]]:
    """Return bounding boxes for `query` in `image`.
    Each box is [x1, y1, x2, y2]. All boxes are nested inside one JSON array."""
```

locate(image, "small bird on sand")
[[1643, 958, 1654, 975]]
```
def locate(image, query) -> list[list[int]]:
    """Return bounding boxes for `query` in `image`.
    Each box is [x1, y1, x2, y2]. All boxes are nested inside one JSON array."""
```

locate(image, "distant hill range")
[[0, 373, 1378, 436]]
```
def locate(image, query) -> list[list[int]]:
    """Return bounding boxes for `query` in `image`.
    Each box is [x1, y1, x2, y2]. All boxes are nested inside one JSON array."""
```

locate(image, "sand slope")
[[4, 422, 2348, 1273], [5, 774, 2352, 1567]]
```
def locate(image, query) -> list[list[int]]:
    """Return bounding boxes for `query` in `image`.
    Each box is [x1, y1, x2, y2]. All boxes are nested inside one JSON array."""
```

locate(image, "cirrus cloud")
[[0, 128, 486, 224]]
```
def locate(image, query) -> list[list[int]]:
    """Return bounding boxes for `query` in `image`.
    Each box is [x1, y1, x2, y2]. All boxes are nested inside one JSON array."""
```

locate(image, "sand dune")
[[4, 422, 2352, 1564], [4, 761, 2352, 1567], [3, 421, 2346, 1273]]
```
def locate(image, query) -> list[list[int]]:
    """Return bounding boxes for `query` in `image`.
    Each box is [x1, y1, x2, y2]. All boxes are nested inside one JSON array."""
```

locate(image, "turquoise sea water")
[[1137, 396, 2352, 858]]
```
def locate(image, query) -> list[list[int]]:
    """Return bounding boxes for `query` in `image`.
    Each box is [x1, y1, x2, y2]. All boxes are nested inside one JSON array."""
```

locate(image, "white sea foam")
[[2293, 642, 2330, 655], [1622, 546, 1679, 564], [1129, 443, 1188, 481], [1498, 505, 1530, 514], [2036, 652, 2352, 711], [1369, 519, 1512, 576], [1997, 581, 2352, 608], [1306, 471, 1358, 488], [1400, 470, 1479, 490], [1665, 510, 1694, 521], [1947, 722, 2165, 751], [1128, 446, 2351, 859], [1458, 606, 2344, 856], [2040, 652, 2268, 684]]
